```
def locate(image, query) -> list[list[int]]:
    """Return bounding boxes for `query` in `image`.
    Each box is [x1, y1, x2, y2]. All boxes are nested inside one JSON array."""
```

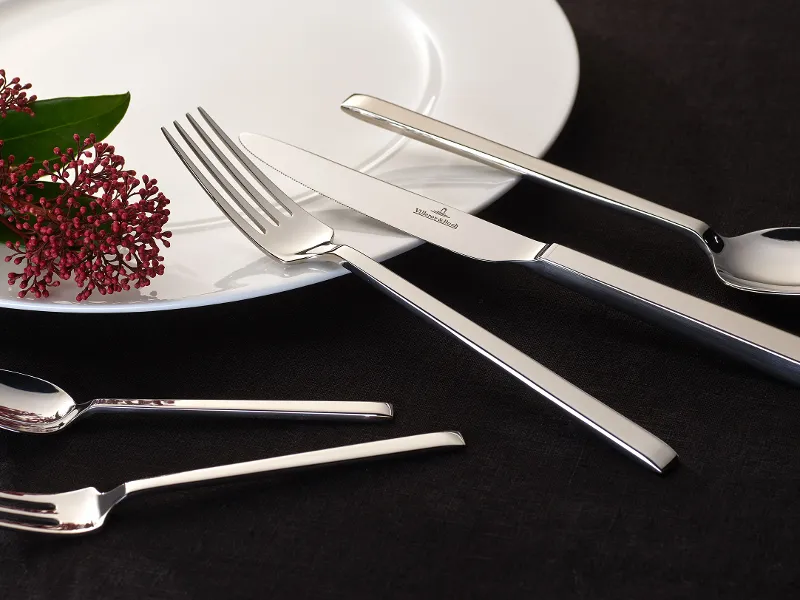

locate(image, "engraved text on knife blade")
[[414, 207, 459, 229]]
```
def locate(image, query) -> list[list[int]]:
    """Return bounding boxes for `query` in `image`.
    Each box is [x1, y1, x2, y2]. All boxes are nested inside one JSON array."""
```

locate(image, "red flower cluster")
[[1, 136, 172, 300], [0, 70, 36, 117], [0, 71, 171, 301]]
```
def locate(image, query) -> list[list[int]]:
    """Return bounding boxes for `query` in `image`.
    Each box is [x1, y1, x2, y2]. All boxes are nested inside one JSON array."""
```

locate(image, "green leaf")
[[0, 92, 130, 171], [29, 181, 65, 199], [0, 221, 24, 244]]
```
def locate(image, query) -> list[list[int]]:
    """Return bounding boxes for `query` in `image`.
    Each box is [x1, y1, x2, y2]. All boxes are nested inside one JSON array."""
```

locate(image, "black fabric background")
[[2, 1, 800, 597]]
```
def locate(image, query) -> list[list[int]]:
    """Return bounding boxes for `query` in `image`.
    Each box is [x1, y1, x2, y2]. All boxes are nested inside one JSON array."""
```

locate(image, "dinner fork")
[[0, 431, 464, 534], [161, 108, 677, 474]]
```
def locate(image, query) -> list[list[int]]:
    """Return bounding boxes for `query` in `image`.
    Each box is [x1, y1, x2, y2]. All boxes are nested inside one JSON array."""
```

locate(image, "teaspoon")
[[0, 369, 393, 434]]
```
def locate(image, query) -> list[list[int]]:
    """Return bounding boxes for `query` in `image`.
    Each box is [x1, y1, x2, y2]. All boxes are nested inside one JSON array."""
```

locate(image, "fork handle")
[[124, 432, 465, 494], [328, 245, 677, 474], [88, 399, 393, 421]]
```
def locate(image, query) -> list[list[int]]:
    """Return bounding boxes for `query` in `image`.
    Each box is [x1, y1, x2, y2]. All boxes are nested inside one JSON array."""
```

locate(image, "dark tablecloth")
[[2, 1, 799, 598]]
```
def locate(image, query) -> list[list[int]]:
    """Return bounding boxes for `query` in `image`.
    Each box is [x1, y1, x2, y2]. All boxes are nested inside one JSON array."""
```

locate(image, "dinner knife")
[[239, 132, 800, 386]]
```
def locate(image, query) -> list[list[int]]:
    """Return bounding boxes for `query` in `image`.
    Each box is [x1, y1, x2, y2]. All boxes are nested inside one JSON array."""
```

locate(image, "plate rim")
[[0, 0, 580, 313]]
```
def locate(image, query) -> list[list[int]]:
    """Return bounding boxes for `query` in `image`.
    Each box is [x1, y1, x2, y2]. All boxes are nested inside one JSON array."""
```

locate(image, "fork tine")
[[170, 121, 278, 231], [0, 490, 56, 513], [0, 504, 52, 518], [0, 489, 52, 503], [185, 113, 286, 226], [162, 126, 264, 250], [197, 106, 302, 216], [0, 517, 59, 533]]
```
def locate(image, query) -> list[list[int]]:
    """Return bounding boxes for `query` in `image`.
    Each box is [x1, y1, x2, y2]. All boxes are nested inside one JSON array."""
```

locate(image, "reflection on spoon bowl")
[[711, 228, 800, 294], [0, 370, 78, 434]]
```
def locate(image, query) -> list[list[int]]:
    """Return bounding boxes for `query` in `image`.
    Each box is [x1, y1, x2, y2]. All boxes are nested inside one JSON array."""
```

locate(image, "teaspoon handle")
[[341, 94, 709, 239], [528, 245, 800, 384], [88, 399, 393, 421]]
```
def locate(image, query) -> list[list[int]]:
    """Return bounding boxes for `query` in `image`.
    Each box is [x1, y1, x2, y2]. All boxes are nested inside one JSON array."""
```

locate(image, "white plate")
[[0, 0, 578, 312]]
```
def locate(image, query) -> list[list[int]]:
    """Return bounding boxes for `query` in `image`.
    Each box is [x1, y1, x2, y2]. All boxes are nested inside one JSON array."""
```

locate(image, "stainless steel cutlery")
[[162, 108, 677, 474], [337, 94, 800, 296], [0, 368, 393, 434], [0, 431, 464, 534], [239, 131, 800, 386], [6, 86, 791, 538]]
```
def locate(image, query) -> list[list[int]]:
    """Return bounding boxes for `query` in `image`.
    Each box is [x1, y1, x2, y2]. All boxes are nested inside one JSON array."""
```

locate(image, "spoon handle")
[[528, 244, 800, 384], [340, 94, 710, 240], [88, 399, 393, 421]]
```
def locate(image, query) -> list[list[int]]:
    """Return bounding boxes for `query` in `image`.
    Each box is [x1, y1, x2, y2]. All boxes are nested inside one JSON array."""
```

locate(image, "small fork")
[[161, 108, 677, 474], [0, 432, 464, 534]]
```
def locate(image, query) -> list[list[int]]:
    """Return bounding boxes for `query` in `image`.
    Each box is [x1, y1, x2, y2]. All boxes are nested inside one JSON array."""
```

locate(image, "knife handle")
[[328, 244, 677, 474], [529, 244, 800, 384]]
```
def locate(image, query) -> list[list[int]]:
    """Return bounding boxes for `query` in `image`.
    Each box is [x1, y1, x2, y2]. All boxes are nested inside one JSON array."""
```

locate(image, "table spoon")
[[341, 94, 800, 295], [0, 369, 393, 434]]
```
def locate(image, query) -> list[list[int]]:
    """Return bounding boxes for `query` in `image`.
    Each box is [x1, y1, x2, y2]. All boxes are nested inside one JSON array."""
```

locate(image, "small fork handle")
[[88, 399, 393, 421], [329, 245, 677, 474], [124, 432, 465, 494]]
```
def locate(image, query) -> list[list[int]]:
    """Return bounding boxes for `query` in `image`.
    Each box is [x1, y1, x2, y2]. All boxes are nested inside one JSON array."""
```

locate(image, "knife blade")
[[239, 132, 800, 385], [241, 139, 545, 263]]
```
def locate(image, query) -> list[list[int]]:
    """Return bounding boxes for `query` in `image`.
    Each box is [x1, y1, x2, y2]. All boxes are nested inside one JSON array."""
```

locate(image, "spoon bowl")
[[711, 228, 800, 294], [0, 370, 80, 434]]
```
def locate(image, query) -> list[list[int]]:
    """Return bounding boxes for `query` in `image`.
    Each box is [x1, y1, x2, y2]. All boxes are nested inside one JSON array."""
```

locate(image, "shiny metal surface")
[[163, 109, 677, 474], [0, 431, 464, 534], [340, 94, 800, 295], [238, 132, 546, 262], [0, 369, 393, 434], [240, 134, 800, 386]]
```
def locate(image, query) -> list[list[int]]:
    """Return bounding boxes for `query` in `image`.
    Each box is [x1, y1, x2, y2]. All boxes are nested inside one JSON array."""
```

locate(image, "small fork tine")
[[161, 127, 264, 250], [0, 491, 54, 506], [196, 107, 302, 216], [0, 505, 52, 518], [0, 517, 59, 533], [0, 491, 57, 527], [0, 490, 56, 512]]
